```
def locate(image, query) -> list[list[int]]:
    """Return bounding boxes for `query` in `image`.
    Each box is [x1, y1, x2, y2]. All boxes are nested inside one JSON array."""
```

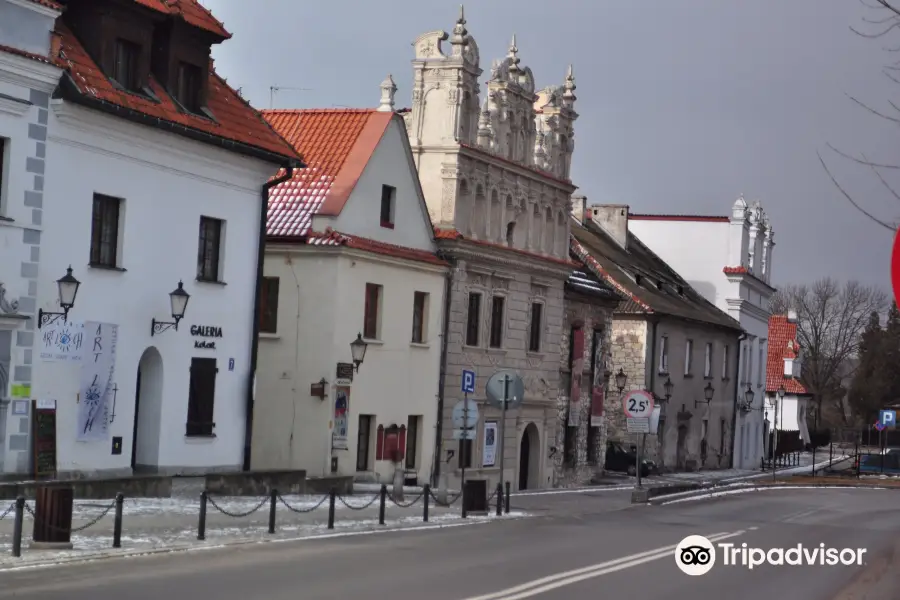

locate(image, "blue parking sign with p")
[[880, 410, 896, 427], [461, 369, 476, 394]]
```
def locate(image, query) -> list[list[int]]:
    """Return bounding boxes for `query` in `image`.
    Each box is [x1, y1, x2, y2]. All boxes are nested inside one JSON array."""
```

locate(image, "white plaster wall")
[[35, 101, 275, 475], [765, 394, 808, 440], [253, 249, 445, 483], [322, 119, 434, 251]]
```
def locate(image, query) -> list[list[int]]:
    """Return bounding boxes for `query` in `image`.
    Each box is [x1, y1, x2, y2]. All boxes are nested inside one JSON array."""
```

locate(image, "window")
[[684, 339, 694, 375], [528, 302, 543, 352], [563, 426, 577, 466], [505, 222, 515, 246], [489, 296, 505, 348], [176, 62, 203, 113], [722, 345, 730, 379], [757, 345, 764, 386], [659, 336, 669, 373], [356, 415, 373, 471], [720, 419, 727, 455], [465, 292, 481, 346], [0, 330, 10, 401], [0, 137, 7, 215], [380, 185, 395, 228], [704, 343, 712, 377], [259, 277, 279, 334], [113, 39, 140, 92], [89, 194, 121, 268], [411, 291, 428, 343], [197, 216, 223, 282], [186, 358, 217, 436], [405, 415, 420, 469], [740, 342, 748, 384], [458, 438, 473, 469], [363, 283, 382, 340]]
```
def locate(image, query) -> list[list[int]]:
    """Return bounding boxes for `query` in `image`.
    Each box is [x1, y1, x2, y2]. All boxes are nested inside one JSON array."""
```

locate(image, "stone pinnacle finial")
[[378, 74, 397, 112], [507, 34, 520, 75], [451, 4, 468, 44]]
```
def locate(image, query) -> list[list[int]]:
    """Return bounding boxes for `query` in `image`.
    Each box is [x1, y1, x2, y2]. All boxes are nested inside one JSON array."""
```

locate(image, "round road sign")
[[485, 370, 525, 410], [623, 390, 654, 418], [451, 398, 479, 429]]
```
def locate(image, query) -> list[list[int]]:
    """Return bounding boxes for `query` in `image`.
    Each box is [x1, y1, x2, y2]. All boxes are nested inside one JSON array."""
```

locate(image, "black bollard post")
[[327, 488, 336, 530], [11, 497, 24, 558], [461, 482, 467, 519], [812, 446, 816, 476], [423, 484, 430, 522], [855, 442, 860, 479], [829, 442, 833, 468], [268, 489, 277, 535], [504, 481, 511, 514], [113, 492, 124, 548], [495, 483, 502, 516], [198, 491, 208, 541], [379, 484, 387, 525]]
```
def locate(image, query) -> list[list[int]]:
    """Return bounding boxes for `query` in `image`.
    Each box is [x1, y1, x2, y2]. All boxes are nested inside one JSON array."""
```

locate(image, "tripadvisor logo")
[[675, 535, 867, 575]]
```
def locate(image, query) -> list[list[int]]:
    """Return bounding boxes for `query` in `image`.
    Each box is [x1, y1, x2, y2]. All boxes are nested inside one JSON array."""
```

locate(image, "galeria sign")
[[191, 325, 222, 350], [622, 390, 654, 418]]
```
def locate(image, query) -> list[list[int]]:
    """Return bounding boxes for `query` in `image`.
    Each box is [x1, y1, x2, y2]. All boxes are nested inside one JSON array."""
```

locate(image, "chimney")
[[588, 204, 629, 249], [378, 74, 397, 112], [570, 195, 587, 224], [786, 309, 798, 323]]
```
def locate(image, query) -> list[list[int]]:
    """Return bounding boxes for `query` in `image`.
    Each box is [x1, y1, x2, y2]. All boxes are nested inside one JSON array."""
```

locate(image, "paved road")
[[2, 487, 898, 599]]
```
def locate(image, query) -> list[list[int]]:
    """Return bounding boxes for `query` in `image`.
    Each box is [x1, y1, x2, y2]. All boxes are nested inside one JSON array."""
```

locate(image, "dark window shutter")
[[375, 424, 385, 460]]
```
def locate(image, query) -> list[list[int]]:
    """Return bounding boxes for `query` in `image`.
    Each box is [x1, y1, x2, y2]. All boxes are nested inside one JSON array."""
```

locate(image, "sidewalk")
[[0, 490, 519, 568]]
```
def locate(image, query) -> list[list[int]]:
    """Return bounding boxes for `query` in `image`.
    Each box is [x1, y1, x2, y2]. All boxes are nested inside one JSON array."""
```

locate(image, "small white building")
[[0, 0, 64, 476], [2, 0, 300, 478], [628, 196, 776, 470], [252, 85, 447, 484], [764, 311, 811, 451]]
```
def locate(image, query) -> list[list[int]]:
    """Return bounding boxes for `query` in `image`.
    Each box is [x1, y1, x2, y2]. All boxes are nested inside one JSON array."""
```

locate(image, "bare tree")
[[820, 0, 900, 232], [770, 278, 889, 426]]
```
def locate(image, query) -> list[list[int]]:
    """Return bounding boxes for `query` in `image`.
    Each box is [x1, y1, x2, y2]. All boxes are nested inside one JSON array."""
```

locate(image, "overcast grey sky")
[[201, 0, 896, 292]]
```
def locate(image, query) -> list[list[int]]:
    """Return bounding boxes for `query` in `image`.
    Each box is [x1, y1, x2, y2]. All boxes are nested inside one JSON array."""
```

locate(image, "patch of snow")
[[658, 485, 890, 505]]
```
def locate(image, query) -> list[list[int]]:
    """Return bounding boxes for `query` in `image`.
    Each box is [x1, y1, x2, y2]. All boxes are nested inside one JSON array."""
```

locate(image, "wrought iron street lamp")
[[350, 333, 368, 371], [37, 266, 80, 328], [695, 381, 715, 408], [663, 376, 674, 402], [614, 368, 627, 393], [740, 383, 761, 413], [151, 281, 190, 336]]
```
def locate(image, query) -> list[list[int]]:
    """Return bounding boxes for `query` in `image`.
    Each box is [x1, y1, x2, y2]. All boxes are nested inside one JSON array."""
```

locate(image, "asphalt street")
[[1, 486, 899, 600]]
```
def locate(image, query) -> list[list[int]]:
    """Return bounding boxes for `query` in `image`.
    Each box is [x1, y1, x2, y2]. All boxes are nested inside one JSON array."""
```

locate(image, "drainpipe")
[[643, 317, 659, 463], [431, 252, 455, 487], [242, 163, 299, 472], [729, 332, 747, 469]]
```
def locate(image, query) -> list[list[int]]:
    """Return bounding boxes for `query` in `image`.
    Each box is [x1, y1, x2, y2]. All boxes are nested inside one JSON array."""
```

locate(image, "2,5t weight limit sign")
[[622, 390, 654, 419]]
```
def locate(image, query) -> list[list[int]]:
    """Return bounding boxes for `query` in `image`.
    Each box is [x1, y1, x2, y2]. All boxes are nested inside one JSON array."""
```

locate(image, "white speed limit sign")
[[622, 390, 655, 418]]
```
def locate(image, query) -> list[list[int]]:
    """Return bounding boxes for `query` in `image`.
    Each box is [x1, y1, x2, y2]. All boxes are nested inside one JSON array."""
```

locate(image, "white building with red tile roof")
[[2, 0, 300, 478], [0, 0, 65, 475], [627, 196, 777, 470], [765, 312, 811, 449], [252, 98, 447, 484], [400, 8, 579, 490]]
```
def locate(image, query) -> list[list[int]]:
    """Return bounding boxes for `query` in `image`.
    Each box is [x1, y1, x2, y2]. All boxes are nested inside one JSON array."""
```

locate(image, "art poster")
[[591, 332, 606, 427], [39, 319, 85, 362], [332, 387, 349, 450], [76, 322, 118, 442], [482, 421, 497, 467]]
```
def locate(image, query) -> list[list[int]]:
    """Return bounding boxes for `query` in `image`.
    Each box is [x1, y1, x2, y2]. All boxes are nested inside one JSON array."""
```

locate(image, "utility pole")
[[269, 85, 313, 109]]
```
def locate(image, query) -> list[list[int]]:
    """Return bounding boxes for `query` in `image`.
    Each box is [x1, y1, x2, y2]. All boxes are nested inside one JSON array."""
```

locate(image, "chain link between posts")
[[23, 498, 116, 533], [206, 494, 269, 518], [428, 489, 463, 507], [387, 490, 425, 508], [0, 502, 14, 521], [277, 492, 330, 513], [336, 493, 380, 511]]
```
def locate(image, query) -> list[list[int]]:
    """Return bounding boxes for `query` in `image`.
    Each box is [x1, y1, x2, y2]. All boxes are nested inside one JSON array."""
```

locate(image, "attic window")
[[676, 285, 684, 295], [175, 62, 203, 114], [656, 280, 663, 290], [113, 39, 141, 92], [634, 274, 642, 286]]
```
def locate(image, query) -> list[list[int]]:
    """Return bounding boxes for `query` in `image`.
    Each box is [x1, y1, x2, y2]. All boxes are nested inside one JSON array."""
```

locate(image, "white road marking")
[[461, 530, 746, 600], [781, 507, 819, 523]]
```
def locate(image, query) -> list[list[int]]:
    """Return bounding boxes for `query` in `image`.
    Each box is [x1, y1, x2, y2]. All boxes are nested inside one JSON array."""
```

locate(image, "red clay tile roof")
[[304, 229, 447, 267], [723, 265, 777, 291], [55, 22, 297, 163], [630, 214, 729, 223], [262, 109, 393, 238], [26, 0, 63, 10], [766, 315, 809, 395], [0, 43, 58, 65], [133, 0, 230, 39]]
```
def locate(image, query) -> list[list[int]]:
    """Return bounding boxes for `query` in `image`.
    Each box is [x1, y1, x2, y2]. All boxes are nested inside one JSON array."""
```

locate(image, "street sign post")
[[461, 370, 476, 394], [452, 393, 480, 510], [485, 371, 524, 506], [622, 390, 655, 489], [879, 409, 896, 428]]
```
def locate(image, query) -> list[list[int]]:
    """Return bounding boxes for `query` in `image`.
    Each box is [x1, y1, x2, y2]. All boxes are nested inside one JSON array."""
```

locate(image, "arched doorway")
[[518, 423, 540, 490], [676, 424, 688, 470], [131, 347, 163, 472]]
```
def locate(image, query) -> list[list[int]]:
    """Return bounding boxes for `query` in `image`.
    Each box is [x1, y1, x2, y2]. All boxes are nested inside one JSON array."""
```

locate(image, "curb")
[[649, 481, 899, 505], [0, 514, 528, 572]]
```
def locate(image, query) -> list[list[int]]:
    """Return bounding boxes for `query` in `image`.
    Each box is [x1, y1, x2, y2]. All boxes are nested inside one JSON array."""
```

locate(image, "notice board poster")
[[32, 399, 57, 479]]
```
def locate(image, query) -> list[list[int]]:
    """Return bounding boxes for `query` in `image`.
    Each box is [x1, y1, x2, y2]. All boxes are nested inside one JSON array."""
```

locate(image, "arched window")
[[506, 221, 516, 246]]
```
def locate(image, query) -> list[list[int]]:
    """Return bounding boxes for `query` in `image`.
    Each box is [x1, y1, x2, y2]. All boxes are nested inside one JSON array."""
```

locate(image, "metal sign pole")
[[462, 393, 468, 489], [498, 375, 509, 497], [635, 433, 644, 489]]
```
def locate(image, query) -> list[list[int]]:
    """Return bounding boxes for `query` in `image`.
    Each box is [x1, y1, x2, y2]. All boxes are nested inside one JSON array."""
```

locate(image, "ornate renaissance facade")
[[402, 9, 578, 490]]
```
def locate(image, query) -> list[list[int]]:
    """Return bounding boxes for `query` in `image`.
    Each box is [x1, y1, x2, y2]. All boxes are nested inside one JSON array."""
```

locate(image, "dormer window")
[[113, 39, 141, 92], [176, 62, 203, 113]]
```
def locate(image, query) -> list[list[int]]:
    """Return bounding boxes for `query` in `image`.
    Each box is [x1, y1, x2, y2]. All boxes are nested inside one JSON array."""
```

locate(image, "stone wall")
[[607, 317, 649, 454], [553, 297, 615, 487]]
